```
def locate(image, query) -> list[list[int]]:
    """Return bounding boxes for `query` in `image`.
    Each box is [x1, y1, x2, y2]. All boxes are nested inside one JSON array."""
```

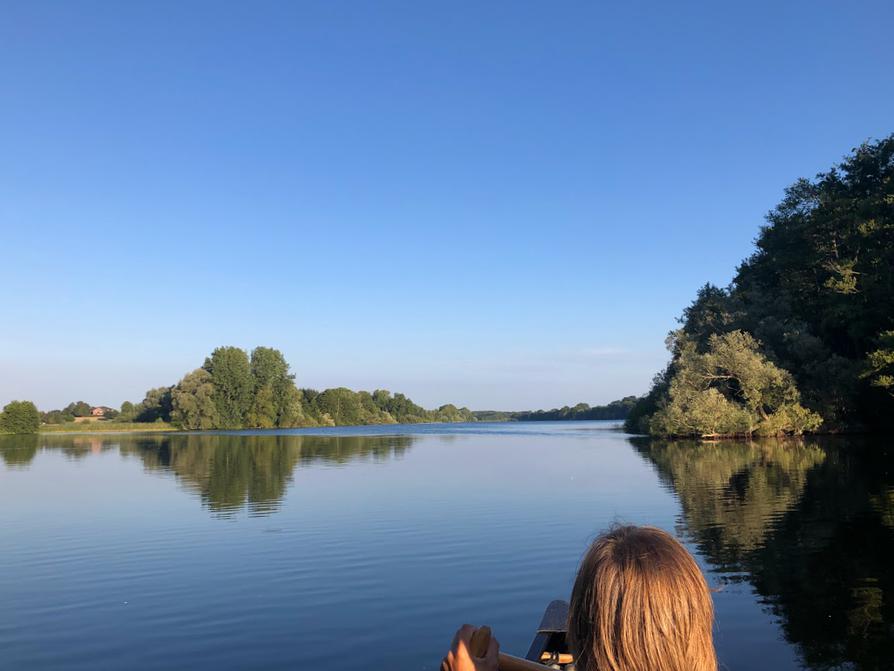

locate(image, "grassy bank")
[[39, 421, 177, 433]]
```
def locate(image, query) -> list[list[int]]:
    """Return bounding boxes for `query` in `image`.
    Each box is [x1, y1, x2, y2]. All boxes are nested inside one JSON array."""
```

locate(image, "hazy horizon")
[[3, 2, 892, 411]]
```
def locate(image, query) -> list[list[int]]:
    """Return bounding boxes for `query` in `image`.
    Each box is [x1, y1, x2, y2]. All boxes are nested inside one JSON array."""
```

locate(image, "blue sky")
[[2, 1, 892, 411]]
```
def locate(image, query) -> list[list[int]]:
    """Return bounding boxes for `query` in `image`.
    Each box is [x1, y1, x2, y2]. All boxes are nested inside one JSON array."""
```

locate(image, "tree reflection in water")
[[634, 437, 894, 670], [1, 433, 414, 516], [4, 431, 892, 668], [0, 435, 39, 469]]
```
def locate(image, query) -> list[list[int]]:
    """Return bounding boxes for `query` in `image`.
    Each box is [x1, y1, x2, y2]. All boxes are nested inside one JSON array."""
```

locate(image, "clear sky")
[[2, 1, 892, 411]]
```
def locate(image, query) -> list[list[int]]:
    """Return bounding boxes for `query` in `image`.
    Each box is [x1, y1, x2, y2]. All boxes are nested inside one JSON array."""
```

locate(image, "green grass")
[[39, 421, 177, 433]]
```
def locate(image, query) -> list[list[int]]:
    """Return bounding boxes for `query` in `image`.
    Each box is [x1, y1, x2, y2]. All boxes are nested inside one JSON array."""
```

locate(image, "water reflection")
[[633, 438, 826, 569], [634, 437, 894, 670], [1, 433, 414, 516], [4, 430, 893, 669], [0, 435, 39, 468]]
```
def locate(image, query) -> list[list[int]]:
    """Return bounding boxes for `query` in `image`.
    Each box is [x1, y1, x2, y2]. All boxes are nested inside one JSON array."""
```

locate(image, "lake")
[[1, 422, 892, 670]]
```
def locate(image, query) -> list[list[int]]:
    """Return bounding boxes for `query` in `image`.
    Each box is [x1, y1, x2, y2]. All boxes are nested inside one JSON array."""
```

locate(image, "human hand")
[[440, 624, 499, 671]]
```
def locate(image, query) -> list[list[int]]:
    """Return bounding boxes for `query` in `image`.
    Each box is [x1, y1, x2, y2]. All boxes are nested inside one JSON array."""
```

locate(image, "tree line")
[[32, 345, 477, 431], [473, 396, 638, 422], [626, 135, 894, 437], [16, 345, 641, 434], [10, 350, 639, 434]]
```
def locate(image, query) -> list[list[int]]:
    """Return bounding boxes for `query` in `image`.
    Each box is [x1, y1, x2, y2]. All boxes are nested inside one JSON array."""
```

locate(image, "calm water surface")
[[1, 422, 892, 670]]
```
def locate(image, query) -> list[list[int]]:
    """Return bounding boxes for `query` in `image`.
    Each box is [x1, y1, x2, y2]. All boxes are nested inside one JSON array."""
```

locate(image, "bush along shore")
[[626, 135, 894, 438]]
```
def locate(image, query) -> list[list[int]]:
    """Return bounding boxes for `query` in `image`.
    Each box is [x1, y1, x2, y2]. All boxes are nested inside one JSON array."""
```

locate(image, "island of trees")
[[2, 346, 637, 434], [626, 134, 894, 438], [31, 346, 479, 432]]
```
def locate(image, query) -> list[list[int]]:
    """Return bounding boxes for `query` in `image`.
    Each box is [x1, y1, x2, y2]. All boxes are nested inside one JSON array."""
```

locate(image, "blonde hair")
[[568, 525, 716, 671]]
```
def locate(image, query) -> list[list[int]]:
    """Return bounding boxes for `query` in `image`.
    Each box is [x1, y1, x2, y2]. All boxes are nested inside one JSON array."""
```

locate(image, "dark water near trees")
[[1, 422, 892, 670]]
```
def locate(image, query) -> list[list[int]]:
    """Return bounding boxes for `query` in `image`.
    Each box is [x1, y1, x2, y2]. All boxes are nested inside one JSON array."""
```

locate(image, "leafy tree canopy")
[[648, 331, 821, 437], [136, 387, 173, 423], [62, 401, 92, 417], [171, 369, 219, 430], [628, 135, 894, 435], [0, 400, 41, 434], [863, 331, 894, 398], [204, 346, 253, 429]]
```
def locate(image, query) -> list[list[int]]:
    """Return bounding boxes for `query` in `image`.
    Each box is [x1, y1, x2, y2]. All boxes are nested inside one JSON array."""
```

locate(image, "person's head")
[[568, 525, 716, 671]]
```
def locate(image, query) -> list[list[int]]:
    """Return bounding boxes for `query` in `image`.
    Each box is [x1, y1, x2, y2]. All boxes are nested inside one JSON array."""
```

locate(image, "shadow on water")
[[632, 436, 894, 671], [0, 433, 415, 517]]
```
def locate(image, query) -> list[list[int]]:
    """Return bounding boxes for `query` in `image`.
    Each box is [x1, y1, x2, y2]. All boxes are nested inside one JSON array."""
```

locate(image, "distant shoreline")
[[37, 421, 178, 434], [30, 416, 627, 436]]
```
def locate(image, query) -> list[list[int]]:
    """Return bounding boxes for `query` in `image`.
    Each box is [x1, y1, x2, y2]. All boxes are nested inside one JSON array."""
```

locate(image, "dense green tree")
[[863, 331, 894, 399], [204, 346, 253, 429], [630, 135, 894, 434], [118, 401, 137, 422], [371, 390, 428, 423], [680, 283, 736, 351], [649, 331, 821, 437], [311, 387, 392, 426], [250, 346, 291, 387], [171, 369, 219, 430], [432, 404, 468, 423], [63, 401, 92, 417], [0, 400, 41, 434], [278, 384, 306, 427], [247, 347, 303, 428], [135, 386, 173, 422], [246, 384, 277, 428], [358, 390, 394, 423]]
